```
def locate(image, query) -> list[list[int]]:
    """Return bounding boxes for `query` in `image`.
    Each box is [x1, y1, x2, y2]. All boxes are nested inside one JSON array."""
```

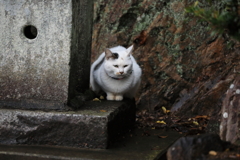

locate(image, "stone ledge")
[[0, 100, 135, 149], [0, 129, 181, 160]]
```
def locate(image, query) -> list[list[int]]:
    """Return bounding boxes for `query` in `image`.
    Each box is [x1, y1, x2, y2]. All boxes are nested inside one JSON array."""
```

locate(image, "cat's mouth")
[[112, 70, 132, 79], [107, 70, 132, 80], [110, 75, 126, 80], [111, 77, 124, 80]]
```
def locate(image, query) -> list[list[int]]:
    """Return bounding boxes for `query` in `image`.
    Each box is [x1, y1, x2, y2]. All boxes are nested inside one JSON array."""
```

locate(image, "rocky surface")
[[167, 134, 240, 160], [220, 75, 240, 144], [92, 0, 240, 134]]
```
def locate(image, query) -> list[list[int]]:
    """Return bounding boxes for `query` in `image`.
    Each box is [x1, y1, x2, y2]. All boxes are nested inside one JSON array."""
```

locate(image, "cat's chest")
[[102, 76, 132, 92]]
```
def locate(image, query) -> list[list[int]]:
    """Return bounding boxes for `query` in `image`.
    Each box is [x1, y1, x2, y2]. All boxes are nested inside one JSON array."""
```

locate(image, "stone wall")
[[91, 0, 240, 121]]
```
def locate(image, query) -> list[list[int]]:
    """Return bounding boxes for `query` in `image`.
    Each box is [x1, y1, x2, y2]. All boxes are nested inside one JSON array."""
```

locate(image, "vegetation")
[[185, 0, 240, 41]]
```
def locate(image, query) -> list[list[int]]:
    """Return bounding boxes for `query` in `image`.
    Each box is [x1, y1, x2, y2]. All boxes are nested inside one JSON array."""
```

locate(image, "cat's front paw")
[[115, 95, 123, 101], [106, 94, 115, 101]]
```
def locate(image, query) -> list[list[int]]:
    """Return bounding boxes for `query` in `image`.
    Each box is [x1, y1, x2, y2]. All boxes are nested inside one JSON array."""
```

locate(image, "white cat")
[[90, 45, 142, 101]]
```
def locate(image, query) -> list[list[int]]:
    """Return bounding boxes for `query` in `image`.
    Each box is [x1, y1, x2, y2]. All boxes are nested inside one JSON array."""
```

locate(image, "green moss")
[[157, 53, 162, 62], [150, 27, 164, 37], [132, 13, 153, 34], [176, 64, 183, 77], [160, 72, 169, 80]]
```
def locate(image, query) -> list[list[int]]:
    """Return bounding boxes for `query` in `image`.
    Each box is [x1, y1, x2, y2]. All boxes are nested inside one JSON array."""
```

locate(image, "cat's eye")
[[113, 65, 118, 68], [123, 65, 128, 68]]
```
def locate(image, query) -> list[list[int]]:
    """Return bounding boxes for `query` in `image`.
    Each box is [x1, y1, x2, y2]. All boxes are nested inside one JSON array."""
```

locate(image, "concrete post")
[[0, 0, 93, 110]]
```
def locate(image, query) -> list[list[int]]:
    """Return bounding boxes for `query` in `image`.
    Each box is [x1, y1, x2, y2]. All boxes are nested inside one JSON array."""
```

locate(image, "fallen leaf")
[[158, 117, 165, 120], [100, 96, 105, 100], [193, 121, 199, 125], [93, 98, 101, 102], [209, 150, 217, 156], [156, 120, 166, 124], [162, 106, 167, 114], [195, 115, 209, 119], [100, 110, 107, 112]]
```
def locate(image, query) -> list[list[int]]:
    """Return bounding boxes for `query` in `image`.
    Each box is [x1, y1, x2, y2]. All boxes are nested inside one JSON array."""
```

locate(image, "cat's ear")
[[105, 48, 113, 59], [126, 45, 134, 56], [105, 48, 118, 60]]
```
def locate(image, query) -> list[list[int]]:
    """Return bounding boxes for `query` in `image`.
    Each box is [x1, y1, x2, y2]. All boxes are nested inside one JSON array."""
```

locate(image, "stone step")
[[0, 129, 181, 160], [0, 100, 135, 149]]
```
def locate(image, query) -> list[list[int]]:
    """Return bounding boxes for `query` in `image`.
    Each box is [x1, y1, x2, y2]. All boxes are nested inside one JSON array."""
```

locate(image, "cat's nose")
[[119, 72, 124, 75]]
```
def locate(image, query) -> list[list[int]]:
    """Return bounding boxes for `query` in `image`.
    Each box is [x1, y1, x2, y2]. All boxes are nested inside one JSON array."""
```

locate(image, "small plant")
[[185, 0, 240, 41]]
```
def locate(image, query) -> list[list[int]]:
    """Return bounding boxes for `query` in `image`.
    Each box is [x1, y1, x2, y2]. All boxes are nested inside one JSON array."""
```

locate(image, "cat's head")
[[104, 45, 133, 79]]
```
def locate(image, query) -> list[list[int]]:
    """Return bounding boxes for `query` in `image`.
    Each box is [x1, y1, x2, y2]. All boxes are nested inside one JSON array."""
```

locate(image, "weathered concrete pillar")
[[0, 0, 93, 109]]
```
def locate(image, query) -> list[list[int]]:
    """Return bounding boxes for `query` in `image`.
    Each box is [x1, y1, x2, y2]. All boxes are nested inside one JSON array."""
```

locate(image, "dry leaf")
[[93, 98, 101, 102], [209, 151, 217, 156], [193, 121, 199, 125], [162, 106, 167, 114], [195, 115, 209, 119], [156, 120, 166, 124], [100, 96, 105, 100], [100, 110, 107, 112]]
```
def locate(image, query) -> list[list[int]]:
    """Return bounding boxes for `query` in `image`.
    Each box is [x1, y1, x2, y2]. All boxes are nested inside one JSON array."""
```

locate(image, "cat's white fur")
[[90, 45, 142, 101]]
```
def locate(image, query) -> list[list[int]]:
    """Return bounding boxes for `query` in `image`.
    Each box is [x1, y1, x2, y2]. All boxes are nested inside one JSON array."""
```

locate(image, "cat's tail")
[[90, 53, 105, 93]]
